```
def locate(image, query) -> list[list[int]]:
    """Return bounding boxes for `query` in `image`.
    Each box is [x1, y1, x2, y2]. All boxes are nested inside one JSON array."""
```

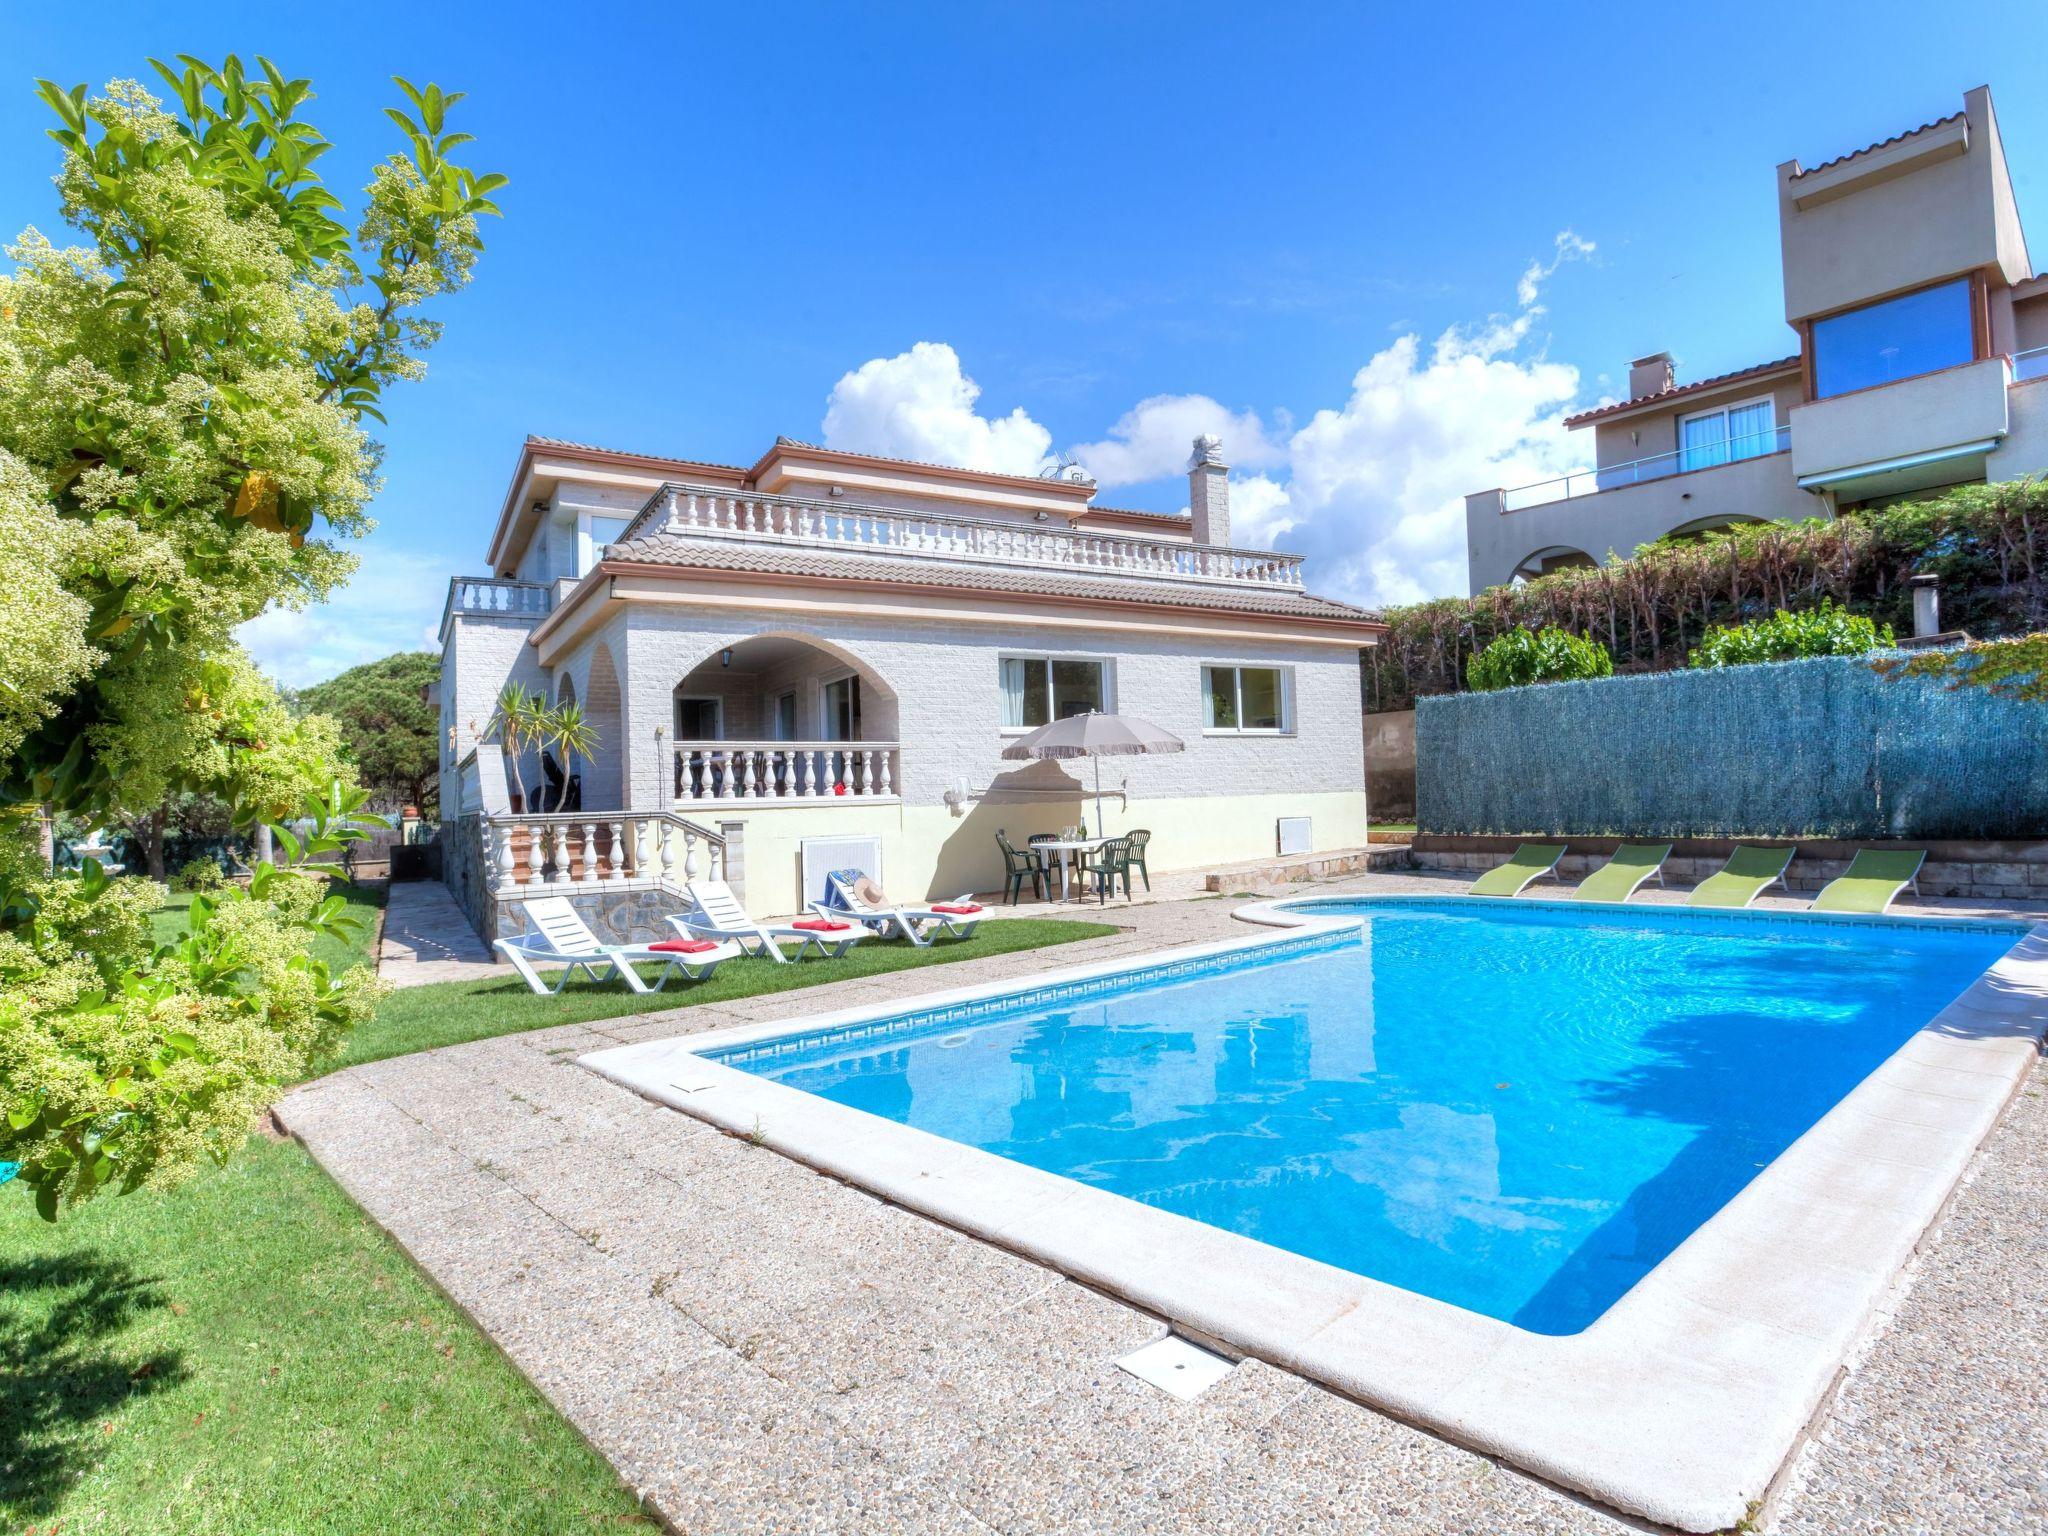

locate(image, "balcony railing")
[[675, 740, 901, 804], [481, 808, 728, 892], [636, 483, 1307, 589], [2014, 346, 2048, 384], [1501, 426, 1792, 512], [440, 576, 553, 638]]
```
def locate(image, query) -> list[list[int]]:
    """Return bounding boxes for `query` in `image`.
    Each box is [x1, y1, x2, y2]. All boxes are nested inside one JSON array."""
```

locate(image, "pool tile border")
[[579, 899, 2048, 1532]]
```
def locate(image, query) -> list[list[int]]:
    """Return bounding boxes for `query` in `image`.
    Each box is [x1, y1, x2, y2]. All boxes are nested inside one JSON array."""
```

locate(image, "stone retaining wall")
[[1411, 836, 2048, 903]]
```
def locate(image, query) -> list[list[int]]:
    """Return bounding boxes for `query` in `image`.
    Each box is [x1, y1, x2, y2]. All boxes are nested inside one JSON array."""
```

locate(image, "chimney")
[[1188, 435, 1230, 546], [1628, 352, 1675, 400], [1909, 573, 1941, 639]]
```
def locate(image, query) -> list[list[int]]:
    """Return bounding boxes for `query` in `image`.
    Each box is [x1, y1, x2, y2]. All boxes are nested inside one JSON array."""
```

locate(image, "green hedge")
[[1367, 478, 2048, 713], [1416, 652, 2048, 838]]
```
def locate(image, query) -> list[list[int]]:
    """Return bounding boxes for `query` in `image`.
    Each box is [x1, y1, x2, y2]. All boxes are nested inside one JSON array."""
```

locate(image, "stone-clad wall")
[[1412, 837, 2048, 903]]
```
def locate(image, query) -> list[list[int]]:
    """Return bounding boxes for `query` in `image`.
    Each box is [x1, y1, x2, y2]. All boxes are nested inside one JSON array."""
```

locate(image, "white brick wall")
[[438, 614, 550, 814], [598, 606, 1364, 814]]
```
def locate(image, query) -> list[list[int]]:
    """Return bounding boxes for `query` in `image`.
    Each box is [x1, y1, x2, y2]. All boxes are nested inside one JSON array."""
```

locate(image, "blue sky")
[[7, 2, 2044, 684]]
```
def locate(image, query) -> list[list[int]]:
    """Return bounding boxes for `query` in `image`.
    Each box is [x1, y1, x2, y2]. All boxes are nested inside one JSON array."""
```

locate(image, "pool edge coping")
[[576, 899, 2048, 1533]]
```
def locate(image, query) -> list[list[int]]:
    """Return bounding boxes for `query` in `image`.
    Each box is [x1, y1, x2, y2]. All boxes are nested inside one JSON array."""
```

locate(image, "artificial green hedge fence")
[[1416, 652, 2048, 839]]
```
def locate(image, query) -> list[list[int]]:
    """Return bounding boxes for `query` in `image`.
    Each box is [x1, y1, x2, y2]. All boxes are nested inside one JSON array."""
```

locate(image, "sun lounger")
[[1810, 849, 1926, 915], [1686, 845, 1795, 909], [812, 868, 985, 946], [670, 878, 873, 962], [1468, 843, 1567, 897], [1570, 844, 1673, 903], [495, 896, 742, 995]]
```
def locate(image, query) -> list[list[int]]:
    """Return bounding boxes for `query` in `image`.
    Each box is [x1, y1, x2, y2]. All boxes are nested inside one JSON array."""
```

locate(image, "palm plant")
[[542, 700, 598, 811], [486, 683, 546, 811]]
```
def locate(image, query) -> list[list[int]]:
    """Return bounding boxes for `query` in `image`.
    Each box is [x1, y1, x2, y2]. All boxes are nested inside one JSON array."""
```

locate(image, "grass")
[[0, 1137, 652, 1534], [2, 882, 1114, 1532], [322, 915, 1119, 1072]]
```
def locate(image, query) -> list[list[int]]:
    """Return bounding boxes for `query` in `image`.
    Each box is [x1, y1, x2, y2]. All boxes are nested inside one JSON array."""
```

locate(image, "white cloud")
[[1069, 395, 1287, 488], [239, 544, 452, 689], [821, 341, 1054, 476]]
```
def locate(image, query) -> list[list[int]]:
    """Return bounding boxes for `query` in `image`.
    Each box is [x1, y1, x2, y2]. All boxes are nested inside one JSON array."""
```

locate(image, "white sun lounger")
[[810, 869, 986, 947], [495, 896, 742, 995], [670, 879, 873, 963]]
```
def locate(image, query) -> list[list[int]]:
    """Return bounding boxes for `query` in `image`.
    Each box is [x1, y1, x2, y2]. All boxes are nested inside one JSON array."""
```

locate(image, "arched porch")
[[668, 633, 903, 805]]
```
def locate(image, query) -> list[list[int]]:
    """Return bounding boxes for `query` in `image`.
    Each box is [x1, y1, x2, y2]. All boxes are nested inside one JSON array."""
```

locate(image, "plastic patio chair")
[[1124, 828, 1153, 892], [995, 829, 1047, 905], [1080, 837, 1134, 904]]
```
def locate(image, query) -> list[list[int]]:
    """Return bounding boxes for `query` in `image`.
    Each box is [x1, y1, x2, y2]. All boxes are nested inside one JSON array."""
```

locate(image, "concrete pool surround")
[[579, 894, 2048, 1531]]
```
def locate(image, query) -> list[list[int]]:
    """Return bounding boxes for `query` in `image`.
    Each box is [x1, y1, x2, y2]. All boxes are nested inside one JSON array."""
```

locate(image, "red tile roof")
[[1563, 356, 1801, 429]]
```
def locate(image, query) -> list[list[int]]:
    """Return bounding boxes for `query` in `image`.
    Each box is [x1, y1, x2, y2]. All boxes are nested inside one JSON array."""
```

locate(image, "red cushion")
[[792, 918, 855, 932], [931, 903, 983, 915], [649, 938, 719, 954]]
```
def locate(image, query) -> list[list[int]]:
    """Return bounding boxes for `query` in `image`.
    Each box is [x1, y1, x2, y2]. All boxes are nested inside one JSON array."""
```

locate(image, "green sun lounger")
[[1469, 843, 1567, 897], [1811, 849, 1926, 914], [1570, 844, 1673, 903], [1686, 844, 1795, 908]]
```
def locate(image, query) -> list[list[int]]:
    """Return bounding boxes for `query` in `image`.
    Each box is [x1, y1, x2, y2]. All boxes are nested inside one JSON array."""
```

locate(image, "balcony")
[[638, 482, 1306, 590], [674, 741, 902, 806], [1500, 426, 1790, 512], [1790, 356, 2011, 498], [440, 576, 552, 641]]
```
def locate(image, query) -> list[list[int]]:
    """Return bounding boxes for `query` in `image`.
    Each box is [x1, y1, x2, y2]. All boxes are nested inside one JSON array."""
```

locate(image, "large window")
[[1812, 278, 1974, 399], [1203, 665, 1287, 733], [1000, 656, 1106, 728], [1677, 398, 1778, 472]]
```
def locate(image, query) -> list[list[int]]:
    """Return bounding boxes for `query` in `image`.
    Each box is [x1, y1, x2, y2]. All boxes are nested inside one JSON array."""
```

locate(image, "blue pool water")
[[710, 900, 2018, 1334]]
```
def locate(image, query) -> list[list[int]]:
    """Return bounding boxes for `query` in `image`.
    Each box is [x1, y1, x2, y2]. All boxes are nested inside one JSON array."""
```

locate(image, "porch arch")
[[1510, 545, 1599, 583]]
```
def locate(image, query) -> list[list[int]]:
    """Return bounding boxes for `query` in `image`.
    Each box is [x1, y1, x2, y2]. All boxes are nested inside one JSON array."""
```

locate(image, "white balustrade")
[[480, 810, 726, 896], [673, 741, 902, 804], [655, 485, 1305, 590]]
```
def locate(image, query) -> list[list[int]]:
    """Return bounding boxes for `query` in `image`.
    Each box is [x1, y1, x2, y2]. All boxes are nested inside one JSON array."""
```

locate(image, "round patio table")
[[1032, 835, 1113, 902]]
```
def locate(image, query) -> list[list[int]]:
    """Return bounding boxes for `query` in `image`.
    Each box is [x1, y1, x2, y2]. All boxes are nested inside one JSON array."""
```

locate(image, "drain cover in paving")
[[1115, 1335, 1235, 1400]]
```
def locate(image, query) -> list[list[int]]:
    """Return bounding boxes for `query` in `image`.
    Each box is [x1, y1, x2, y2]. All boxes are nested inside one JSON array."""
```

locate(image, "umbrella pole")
[[1093, 755, 1104, 838]]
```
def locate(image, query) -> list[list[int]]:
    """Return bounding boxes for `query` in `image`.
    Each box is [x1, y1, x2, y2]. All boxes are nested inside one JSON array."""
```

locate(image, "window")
[[1203, 665, 1288, 732], [1000, 656, 1106, 728], [771, 691, 798, 741], [578, 514, 632, 576], [1677, 398, 1778, 473], [822, 675, 862, 741], [674, 696, 722, 740], [1812, 278, 1974, 399]]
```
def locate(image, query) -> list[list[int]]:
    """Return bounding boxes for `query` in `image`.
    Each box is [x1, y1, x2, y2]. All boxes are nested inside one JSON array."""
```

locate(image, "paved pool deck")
[[286, 870, 2047, 1534]]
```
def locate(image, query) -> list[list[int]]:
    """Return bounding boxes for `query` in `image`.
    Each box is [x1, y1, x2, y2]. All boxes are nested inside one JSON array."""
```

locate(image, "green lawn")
[[0, 1137, 653, 1534], [4, 883, 1115, 1533], [324, 914, 1118, 1072]]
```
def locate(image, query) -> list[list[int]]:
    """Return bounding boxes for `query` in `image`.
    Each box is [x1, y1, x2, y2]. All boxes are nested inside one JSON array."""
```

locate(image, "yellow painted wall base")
[[731, 791, 1370, 916]]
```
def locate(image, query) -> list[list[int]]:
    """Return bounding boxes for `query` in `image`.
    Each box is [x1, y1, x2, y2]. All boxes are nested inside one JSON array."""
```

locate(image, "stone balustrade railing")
[[642, 483, 1306, 589], [440, 576, 553, 641], [482, 809, 727, 893], [675, 740, 901, 803]]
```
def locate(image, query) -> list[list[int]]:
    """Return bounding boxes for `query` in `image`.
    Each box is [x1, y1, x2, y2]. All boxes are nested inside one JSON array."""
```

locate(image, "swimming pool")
[[703, 899, 2018, 1335]]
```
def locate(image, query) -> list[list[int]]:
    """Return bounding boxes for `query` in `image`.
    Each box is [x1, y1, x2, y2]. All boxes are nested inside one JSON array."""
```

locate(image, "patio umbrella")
[[999, 711, 1184, 836]]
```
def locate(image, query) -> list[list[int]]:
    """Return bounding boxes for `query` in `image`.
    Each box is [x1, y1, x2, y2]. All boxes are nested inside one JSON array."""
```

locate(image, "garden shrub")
[[171, 855, 227, 893], [1689, 600, 1893, 668], [1467, 627, 1614, 692]]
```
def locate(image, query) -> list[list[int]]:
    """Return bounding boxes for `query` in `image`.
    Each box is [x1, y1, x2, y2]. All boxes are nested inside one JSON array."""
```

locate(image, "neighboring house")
[[438, 432, 1382, 933], [1466, 85, 2048, 592]]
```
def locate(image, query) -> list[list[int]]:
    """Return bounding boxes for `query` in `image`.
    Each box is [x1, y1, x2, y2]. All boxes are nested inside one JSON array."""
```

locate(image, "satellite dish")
[[1039, 453, 1096, 487]]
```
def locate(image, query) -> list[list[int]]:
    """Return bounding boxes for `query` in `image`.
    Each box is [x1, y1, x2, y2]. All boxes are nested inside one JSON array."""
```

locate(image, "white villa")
[[436, 433, 1383, 934]]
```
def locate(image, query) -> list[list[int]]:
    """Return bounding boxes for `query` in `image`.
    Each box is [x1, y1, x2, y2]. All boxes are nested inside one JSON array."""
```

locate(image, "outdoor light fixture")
[[720, 648, 733, 667], [1035, 510, 1052, 522]]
